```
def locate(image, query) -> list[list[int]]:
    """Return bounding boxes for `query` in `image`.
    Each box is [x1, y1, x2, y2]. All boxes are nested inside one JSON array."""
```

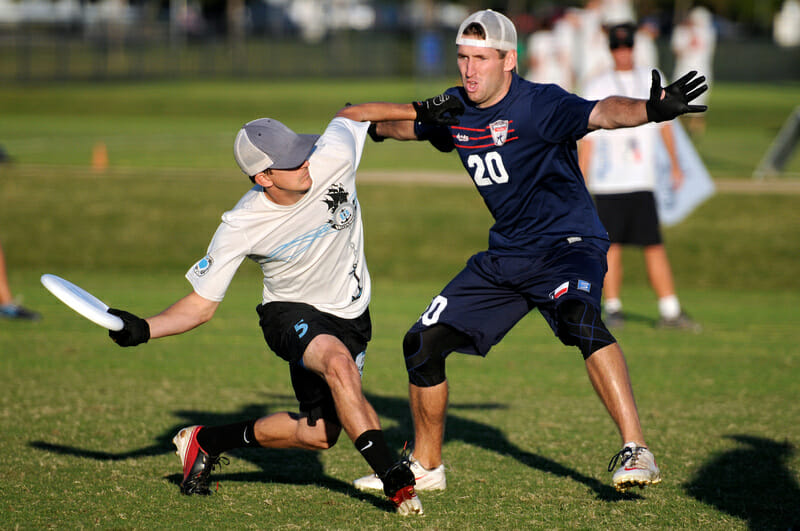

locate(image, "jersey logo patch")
[[578, 280, 591, 293], [323, 184, 357, 230], [193, 255, 213, 276], [490, 120, 509, 146]]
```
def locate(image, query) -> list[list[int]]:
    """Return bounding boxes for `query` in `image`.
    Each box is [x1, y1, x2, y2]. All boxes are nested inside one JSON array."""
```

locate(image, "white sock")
[[604, 298, 622, 314], [658, 295, 681, 319]]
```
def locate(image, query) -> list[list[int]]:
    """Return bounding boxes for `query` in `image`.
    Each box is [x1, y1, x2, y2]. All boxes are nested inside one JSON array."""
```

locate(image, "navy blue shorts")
[[408, 241, 608, 356]]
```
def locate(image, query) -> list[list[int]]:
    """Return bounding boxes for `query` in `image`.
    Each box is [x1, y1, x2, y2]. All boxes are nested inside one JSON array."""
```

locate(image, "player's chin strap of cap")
[[556, 299, 615, 360]]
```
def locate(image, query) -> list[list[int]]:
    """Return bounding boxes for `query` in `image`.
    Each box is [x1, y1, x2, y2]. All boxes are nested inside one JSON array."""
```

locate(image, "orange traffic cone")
[[92, 142, 108, 172]]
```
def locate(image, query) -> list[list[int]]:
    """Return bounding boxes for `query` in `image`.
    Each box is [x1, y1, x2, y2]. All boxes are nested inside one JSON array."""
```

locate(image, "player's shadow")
[[29, 396, 389, 512], [364, 393, 636, 502], [684, 434, 800, 530], [30, 392, 633, 505]]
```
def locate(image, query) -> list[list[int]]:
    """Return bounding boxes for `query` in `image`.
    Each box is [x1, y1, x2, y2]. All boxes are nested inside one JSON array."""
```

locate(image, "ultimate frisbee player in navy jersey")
[[346, 9, 707, 493]]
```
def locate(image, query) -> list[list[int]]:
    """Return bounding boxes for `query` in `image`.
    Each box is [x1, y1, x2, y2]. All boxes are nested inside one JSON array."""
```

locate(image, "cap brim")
[[270, 134, 320, 170]]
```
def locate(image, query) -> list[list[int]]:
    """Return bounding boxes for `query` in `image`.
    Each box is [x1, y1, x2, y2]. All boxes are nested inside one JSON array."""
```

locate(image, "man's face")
[[611, 45, 634, 71], [457, 44, 517, 108], [257, 160, 312, 205]]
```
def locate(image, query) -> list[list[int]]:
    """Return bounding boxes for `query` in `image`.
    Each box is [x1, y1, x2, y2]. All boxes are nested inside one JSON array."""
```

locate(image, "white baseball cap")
[[233, 118, 319, 176], [455, 9, 517, 52]]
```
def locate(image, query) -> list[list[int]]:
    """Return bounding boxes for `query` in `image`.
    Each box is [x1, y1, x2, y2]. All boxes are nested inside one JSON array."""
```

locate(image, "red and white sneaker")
[[172, 425, 227, 495], [354, 454, 446, 492], [608, 442, 662, 492], [382, 461, 424, 515]]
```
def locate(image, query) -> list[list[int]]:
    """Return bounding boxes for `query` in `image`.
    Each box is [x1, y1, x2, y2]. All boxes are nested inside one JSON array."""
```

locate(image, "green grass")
[[0, 80, 799, 529], [1, 78, 798, 175]]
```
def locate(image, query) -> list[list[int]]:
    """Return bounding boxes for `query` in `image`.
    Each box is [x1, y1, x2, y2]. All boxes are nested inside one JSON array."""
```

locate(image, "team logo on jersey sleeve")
[[323, 184, 357, 230], [193, 255, 214, 276], [490, 120, 509, 146]]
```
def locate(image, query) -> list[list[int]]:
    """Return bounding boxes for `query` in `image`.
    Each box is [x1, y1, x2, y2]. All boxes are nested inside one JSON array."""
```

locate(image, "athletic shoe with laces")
[[353, 454, 446, 492], [608, 442, 661, 492], [656, 312, 701, 332], [173, 425, 228, 495], [382, 461, 423, 516], [0, 303, 41, 321]]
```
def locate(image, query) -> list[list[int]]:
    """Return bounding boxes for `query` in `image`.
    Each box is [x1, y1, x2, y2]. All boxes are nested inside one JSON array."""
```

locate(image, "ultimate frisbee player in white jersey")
[[104, 101, 464, 515]]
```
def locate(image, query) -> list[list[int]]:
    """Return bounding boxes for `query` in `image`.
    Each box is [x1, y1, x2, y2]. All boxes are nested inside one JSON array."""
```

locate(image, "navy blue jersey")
[[416, 73, 609, 256]]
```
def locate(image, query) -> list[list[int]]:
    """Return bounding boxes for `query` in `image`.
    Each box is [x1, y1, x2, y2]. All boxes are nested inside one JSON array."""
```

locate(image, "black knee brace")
[[556, 299, 616, 360], [403, 325, 468, 387]]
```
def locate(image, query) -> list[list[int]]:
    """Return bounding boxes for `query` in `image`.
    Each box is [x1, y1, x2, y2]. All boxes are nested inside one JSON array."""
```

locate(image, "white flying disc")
[[40, 274, 124, 331]]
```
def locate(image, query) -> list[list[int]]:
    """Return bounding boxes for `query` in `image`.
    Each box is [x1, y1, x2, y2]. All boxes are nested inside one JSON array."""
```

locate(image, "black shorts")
[[594, 191, 662, 246], [256, 301, 371, 424]]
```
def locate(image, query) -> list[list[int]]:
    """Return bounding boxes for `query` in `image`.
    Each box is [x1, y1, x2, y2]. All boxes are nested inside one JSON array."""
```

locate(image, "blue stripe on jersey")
[[416, 73, 609, 256]]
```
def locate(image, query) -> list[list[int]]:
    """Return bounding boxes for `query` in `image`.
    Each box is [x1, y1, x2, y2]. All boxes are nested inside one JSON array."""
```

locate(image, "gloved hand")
[[367, 122, 386, 142], [412, 94, 465, 126], [646, 70, 708, 123], [107, 308, 150, 347]]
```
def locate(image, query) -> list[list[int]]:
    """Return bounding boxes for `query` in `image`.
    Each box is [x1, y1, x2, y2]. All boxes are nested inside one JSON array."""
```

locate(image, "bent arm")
[[146, 291, 219, 339], [587, 96, 649, 131], [336, 102, 420, 140]]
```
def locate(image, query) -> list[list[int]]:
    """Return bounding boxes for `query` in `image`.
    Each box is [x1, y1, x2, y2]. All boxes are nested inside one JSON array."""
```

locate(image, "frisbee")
[[40, 274, 124, 331]]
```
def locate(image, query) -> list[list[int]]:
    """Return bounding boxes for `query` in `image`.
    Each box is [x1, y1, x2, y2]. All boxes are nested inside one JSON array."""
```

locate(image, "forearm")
[[336, 102, 416, 124], [588, 96, 649, 131], [146, 291, 218, 339]]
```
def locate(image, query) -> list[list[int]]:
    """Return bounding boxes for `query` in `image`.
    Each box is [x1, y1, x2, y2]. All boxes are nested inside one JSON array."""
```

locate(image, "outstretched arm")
[[589, 70, 707, 131], [108, 291, 219, 347], [337, 94, 465, 141]]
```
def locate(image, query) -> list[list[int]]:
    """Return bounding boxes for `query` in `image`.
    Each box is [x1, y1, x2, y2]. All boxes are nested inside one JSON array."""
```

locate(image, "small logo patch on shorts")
[[578, 280, 591, 293], [550, 281, 569, 299]]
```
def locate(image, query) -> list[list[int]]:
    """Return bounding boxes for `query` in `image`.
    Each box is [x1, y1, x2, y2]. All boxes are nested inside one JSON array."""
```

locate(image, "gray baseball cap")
[[233, 118, 319, 176], [456, 9, 517, 52]]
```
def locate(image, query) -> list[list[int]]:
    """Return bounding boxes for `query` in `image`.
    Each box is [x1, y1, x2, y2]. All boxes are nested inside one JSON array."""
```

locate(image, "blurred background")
[[0, 0, 798, 83]]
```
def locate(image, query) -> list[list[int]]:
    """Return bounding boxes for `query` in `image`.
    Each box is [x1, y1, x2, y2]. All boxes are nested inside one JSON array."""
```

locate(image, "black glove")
[[412, 94, 465, 126], [107, 308, 150, 347], [646, 70, 708, 123], [367, 122, 386, 142]]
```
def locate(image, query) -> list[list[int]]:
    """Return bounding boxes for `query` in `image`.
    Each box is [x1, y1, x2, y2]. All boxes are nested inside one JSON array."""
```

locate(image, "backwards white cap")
[[455, 9, 517, 51]]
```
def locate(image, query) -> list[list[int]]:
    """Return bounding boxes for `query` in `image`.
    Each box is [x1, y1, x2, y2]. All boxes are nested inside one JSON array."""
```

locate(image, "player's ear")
[[254, 171, 272, 188], [504, 49, 518, 73]]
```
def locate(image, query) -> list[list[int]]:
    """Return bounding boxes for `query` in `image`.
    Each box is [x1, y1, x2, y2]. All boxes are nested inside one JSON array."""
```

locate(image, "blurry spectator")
[[634, 19, 660, 70], [575, 0, 613, 92], [671, 6, 716, 136], [0, 241, 40, 321], [580, 23, 701, 331], [525, 18, 572, 89], [774, 0, 800, 47]]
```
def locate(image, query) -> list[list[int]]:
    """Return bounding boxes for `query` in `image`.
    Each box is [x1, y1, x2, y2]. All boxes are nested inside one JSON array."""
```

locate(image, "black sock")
[[354, 429, 394, 477], [196, 420, 260, 455]]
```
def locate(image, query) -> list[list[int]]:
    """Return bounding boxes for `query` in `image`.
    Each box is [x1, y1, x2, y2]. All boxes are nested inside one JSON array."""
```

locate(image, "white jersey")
[[583, 67, 663, 194], [186, 117, 371, 319]]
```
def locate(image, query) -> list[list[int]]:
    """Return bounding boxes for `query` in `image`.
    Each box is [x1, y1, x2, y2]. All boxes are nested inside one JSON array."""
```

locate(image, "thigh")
[[257, 302, 371, 424], [409, 253, 532, 357], [535, 243, 608, 339]]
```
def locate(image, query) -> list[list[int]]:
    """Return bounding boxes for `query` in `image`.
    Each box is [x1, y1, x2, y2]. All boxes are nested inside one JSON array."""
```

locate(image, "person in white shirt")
[[103, 99, 465, 515], [671, 6, 716, 135], [580, 22, 700, 331]]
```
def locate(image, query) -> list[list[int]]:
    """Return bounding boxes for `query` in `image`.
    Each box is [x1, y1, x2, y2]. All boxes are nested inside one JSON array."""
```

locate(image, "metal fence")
[[1, 22, 799, 83]]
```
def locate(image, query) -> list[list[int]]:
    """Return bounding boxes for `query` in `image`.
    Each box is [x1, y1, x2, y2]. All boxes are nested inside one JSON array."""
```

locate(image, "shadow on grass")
[[365, 393, 638, 502], [29, 391, 636, 507], [684, 434, 800, 530]]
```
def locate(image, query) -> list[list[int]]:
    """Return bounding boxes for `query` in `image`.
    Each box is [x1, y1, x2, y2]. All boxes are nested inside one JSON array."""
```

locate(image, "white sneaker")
[[608, 442, 662, 492], [353, 455, 446, 491]]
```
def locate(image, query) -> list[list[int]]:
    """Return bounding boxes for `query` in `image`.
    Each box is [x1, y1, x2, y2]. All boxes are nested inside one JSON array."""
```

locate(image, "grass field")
[[1, 79, 799, 529]]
